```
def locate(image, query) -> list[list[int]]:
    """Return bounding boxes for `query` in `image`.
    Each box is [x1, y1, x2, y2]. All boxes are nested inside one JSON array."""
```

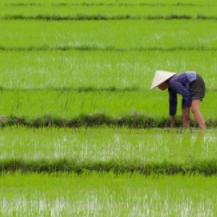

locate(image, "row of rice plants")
[[1, 127, 217, 175], [0, 2, 216, 214], [0, 89, 215, 127], [0, 127, 215, 163], [1, 0, 216, 5], [0, 50, 217, 89], [0, 3, 216, 128], [0, 1, 216, 215], [1, 20, 217, 50], [1, 173, 217, 216], [2, 4, 217, 18], [0, 90, 160, 118]]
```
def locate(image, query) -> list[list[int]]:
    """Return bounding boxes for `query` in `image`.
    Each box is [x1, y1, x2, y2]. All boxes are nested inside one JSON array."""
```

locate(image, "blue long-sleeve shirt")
[[168, 72, 196, 116]]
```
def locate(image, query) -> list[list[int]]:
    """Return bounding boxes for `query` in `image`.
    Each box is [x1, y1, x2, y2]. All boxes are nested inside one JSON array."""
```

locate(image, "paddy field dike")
[[1, 0, 217, 216]]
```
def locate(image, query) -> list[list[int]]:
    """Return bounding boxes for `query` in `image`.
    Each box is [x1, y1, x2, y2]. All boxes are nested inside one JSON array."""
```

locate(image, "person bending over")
[[150, 70, 206, 130]]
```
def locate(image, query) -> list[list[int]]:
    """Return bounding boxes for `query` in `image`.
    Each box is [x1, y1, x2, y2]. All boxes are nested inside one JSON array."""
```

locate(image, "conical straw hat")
[[150, 70, 176, 90]]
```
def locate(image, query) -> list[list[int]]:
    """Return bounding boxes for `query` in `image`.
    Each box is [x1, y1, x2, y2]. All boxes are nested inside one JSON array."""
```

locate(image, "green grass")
[[0, 1, 217, 216], [1, 4, 217, 18], [0, 127, 216, 163], [0, 5, 216, 128], [0, 90, 155, 118], [1, 20, 217, 49], [0, 50, 217, 89], [1, 173, 217, 216], [1, 0, 216, 5], [0, 2, 217, 216], [0, 89, 215, 122]]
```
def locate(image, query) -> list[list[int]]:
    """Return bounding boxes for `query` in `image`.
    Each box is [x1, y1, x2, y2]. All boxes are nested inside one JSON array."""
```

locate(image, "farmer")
[[150, 70, 206, 130]]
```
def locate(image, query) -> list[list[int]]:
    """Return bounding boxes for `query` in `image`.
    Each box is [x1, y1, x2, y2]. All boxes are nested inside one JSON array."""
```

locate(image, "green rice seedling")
[[0, 50, 217, 89], [1, 173, 217, 216], [1, 4, 217, 18], [1, 0, 216, 5], [0, 127, 217, 164], [0, 89, 215, 122], [1, 20, 217, 50]]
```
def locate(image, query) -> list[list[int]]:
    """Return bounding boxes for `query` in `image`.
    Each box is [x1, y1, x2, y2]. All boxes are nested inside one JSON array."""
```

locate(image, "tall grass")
[[0, 89, 215, 122], [0, 50, 217, 89], [0, 127, 216, 164], [1, 0, 216, 5], [1, 173, 217, 216], [0, 126, 217, 176], [1, 5, 217, 18], [0, 1, 217, 215], [1, 20, 217, 49]]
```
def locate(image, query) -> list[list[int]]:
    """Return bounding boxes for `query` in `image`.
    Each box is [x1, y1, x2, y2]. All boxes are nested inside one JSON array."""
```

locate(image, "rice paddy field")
[[1, 0, 217, 216]]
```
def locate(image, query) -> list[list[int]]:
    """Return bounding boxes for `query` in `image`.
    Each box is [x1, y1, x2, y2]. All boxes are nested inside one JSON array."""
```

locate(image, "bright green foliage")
[[0, 89, 215, 123], [1, 20, 217, 50], [0, 127, 216, 164], [0, 50, 217, 89], [1, 4, 217, 18], [0, 0, 216, 5], [0, 1, 217, 215], [0, 1, 216, 126], [1, 173, 217, 216]]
